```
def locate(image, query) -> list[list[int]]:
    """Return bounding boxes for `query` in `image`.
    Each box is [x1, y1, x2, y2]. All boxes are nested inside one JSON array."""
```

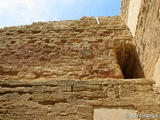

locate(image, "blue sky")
[[0, 0, 121, 28]]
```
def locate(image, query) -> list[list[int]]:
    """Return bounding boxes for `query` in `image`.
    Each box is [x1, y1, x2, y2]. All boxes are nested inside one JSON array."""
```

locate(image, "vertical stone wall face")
[[0, 16, 132, 80], [0, 79, 159, 120], [134, 0, 160, 81], [127, 0, 142, 36], [153, 57, 160, 86], [121, 0, 142, 36], [0, 0, 160, 119], [121, 0, 130, 24], [121, 0, 160, 84]]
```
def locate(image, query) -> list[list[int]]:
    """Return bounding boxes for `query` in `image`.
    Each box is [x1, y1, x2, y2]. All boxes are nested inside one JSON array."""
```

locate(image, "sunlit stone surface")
[[94, 108, 140, 120]]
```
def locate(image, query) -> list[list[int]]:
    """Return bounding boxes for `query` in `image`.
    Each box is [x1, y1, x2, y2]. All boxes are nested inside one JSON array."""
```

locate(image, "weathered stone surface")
[[133, 0, 160, 80], [0, 0, 159, 119], [121, 0, 160, 85], [94, 108, 140, 120], [127, 0, 142, 36], [0, 79, 159, 120], [0, 16, 132, 80], [121, 0, 131, 24]]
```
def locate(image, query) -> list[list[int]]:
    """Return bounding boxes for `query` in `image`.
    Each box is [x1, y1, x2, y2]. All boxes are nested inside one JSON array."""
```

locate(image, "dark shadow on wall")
[[116, 44, 145, 79]]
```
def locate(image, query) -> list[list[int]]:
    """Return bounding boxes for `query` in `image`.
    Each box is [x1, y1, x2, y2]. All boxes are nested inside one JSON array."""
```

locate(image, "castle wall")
[[0, 79, 159, 120], [0, 1, 159, 119], [153, 57, 160, 86], [127, 0, 142, 36], [121, 0, 142, 36], [0, 16, 132, 80], [121, 0, 160, 85], [121, 0, 130, 24], [134, 0, 160, 80]]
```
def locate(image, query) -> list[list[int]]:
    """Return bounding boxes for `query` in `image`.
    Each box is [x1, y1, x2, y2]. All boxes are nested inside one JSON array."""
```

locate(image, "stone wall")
[[127, 0, 142, 36], [0, 79, 159, 120], [0, 16, 132, 80], [121, 0, 130, 24], [121, 0, 142, 36], [0, 0, 160, 119], [134, 0, 160, 83], [121, 0, 160, 85]]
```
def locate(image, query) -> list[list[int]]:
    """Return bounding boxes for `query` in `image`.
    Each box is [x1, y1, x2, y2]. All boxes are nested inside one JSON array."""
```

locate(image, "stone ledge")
[[0, 78, 155, 87]]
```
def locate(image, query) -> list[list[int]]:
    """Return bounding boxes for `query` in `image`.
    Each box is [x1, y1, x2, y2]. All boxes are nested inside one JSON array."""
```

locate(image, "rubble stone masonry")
[[0, 79, 160, 120], [0, 0, 160, 119], [0, 16, 132, 80]]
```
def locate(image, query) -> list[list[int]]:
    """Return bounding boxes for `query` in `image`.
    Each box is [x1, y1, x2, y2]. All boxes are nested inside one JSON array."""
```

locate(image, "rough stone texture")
[[0, 16, 132, 80], [134, 0, 160, 81], [0, 79, 160, 120], [121, 0, 160, 84], [0, 0, 160, 119], [121, 0, 142, 36], [121, 0, 130, 24]]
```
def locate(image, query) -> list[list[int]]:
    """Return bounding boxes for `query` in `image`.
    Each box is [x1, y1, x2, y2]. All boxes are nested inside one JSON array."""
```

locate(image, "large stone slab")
[[94, 108, 139, 120]]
